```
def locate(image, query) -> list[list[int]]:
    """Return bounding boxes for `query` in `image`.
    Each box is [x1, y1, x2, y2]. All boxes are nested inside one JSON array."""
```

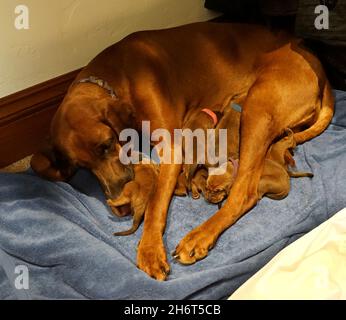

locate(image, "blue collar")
[[231, 103, 242, 113]]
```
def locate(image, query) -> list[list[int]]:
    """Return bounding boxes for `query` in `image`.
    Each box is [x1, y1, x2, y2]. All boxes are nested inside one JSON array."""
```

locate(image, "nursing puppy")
[[182, 97, 241, 179], [108, 161, 160, 236], [183, 106, 222, 187], [176, 97, 243, 200], [202, 101, 242, 203], [188, 96, 244, 203], [204, 159, 238, 204], [206, 129, 313, 204], [258, 129, 313, 200], [174, 106, 222, 197], [175, 168, 208, 199], [190, 168, 208, 200]]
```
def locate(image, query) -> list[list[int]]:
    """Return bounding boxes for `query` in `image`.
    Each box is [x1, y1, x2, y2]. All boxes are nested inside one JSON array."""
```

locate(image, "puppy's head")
[[31, 86, 135, 216], [205, 161, 235, 204]]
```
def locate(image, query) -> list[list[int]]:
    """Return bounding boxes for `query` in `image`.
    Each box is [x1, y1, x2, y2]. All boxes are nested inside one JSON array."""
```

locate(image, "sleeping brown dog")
[[206, 129, 313, 203], [31, 23, 334, 280], [108, 160, 159, 236]]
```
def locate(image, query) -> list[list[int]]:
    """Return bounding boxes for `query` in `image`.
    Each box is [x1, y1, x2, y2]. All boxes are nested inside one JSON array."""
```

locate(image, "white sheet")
[[230, 208, 346, 300]]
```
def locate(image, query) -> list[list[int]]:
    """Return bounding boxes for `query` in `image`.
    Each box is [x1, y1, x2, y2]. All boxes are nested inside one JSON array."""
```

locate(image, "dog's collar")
[[231, 103, 242, 113], [201, 108, 218, 126], [77, 76, 118, 100], [201, 103, 241, 126]]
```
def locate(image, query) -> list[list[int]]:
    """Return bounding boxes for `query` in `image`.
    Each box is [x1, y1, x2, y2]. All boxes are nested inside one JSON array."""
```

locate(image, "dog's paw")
[[137, 237, 170, 281], [173, 227, 216, 265]]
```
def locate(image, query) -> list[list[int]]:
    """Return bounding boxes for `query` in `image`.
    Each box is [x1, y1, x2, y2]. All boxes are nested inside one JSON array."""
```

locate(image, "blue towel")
[[0, 90, 346, 300]]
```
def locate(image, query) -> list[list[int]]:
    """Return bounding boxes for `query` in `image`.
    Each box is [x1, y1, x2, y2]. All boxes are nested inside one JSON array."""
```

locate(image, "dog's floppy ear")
[[31, 140, 76, 182], [104, 100, 136, 134]]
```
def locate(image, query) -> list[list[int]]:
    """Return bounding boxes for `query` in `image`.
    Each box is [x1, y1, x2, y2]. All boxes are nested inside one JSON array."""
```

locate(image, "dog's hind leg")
[[294, 80, 334, 145]]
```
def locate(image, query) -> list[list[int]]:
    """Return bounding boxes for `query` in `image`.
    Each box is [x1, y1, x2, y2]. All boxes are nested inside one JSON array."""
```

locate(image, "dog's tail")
[[294, 80, 335, 145], [113, 213, 143, 236]]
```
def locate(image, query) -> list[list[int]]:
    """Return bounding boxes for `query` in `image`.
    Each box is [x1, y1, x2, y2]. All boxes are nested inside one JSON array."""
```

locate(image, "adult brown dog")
[[31, 22, 334, 280]]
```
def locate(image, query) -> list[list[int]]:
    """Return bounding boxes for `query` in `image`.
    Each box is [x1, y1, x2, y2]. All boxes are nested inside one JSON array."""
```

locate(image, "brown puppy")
[[258, 129, 313, 199], [182, 106, 222, 187], [174, 167, 208, 199], [31, 23, 334, 280], [206, 129, 313, 204], [200, 99, 242, 204], [108, 161, 159, 236], [176, 100, 240, 201], [174, 171, 189, 197], [190, 168, 208, 200], [174, 105, 221, 197], [204, 159, 238, 204]]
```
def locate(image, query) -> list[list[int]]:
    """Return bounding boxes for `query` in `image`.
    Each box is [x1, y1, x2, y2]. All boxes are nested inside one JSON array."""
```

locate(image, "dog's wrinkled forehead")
[[52, 117, 117, 167], [49, 86, 135, 170]]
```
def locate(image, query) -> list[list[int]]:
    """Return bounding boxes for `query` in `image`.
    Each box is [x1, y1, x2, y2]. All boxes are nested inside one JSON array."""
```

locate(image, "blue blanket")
[[1, 90, 346, 300]]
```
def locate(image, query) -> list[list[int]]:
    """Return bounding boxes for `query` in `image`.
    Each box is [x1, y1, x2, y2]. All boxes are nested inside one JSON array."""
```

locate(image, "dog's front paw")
[[137, 237, 170, 281], [173, 227, 216, 265]]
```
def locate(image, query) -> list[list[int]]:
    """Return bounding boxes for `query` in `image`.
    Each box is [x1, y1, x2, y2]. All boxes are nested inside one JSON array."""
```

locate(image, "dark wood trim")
[[0, 69, 82, 168]]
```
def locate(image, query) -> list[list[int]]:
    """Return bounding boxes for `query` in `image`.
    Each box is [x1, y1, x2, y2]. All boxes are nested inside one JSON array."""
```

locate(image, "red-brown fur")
[[31, 23, 334, 280]]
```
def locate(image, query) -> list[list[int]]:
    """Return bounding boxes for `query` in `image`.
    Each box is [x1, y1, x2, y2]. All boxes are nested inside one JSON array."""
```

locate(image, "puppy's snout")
[[205, 187, 227, 204], [96, 162, 134, 198], [105, 182, 125, 201], [109, 203, 132, 217]]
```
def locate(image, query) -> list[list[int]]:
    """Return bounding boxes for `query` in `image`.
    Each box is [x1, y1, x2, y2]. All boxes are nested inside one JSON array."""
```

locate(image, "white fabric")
[[230, 208, 346, 300]]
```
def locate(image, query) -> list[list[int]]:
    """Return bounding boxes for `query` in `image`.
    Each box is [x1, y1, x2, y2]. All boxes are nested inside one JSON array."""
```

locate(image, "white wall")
[[0, 0, 218, 97]]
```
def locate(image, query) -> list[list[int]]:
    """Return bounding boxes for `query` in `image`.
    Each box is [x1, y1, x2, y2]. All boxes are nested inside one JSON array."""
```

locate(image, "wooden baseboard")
[[0, 69, 81, 168]]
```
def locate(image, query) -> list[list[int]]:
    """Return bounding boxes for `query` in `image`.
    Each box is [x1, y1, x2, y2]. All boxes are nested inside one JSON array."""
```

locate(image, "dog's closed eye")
[[97, 138, 116, 157]]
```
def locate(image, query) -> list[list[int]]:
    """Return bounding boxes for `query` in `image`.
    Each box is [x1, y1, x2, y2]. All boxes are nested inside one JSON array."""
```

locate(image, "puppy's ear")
[[105, 100, 136, 134], [31, 140, 76, 182]]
